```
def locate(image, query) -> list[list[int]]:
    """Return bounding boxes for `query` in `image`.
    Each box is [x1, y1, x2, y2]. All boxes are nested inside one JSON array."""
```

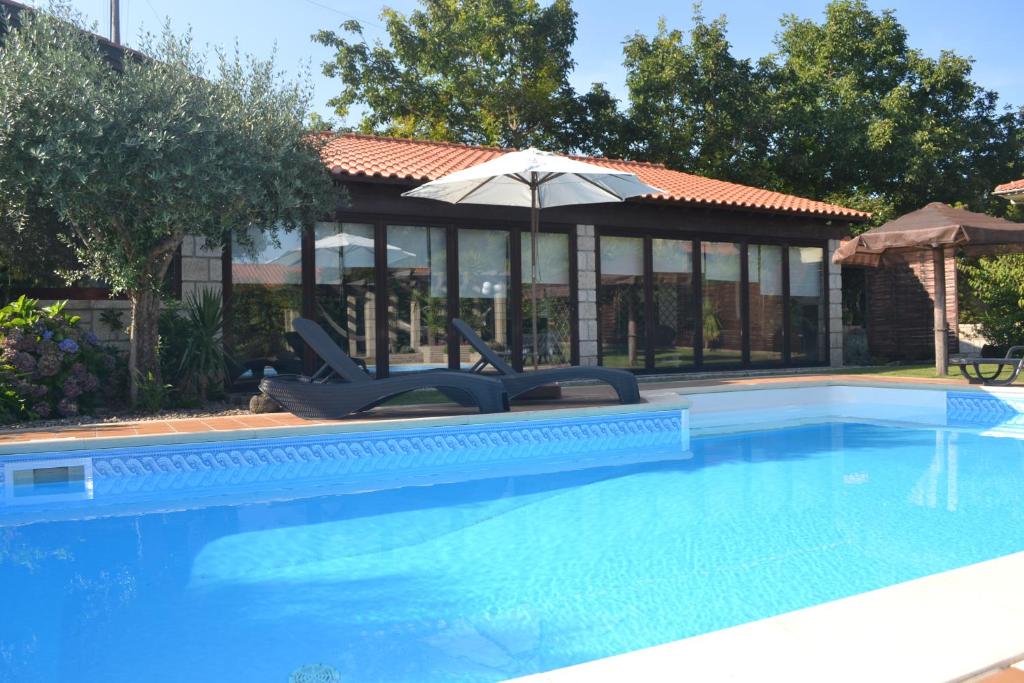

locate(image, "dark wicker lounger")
[[259, 319, 509, 419], [452, 318, 641, 403], [953, 346, 1024, 387]]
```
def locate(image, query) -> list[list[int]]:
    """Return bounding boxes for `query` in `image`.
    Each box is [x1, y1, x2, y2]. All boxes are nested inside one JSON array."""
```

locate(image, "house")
[[994, 179, 1024, 204], [2, 0, 872, 378], [224, 134, 868, 379]]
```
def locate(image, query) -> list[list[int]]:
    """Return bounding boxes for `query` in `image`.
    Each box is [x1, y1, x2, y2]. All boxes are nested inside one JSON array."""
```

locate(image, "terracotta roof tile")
[[994, 178, 1024, 194], [320, 133, 870, 221]]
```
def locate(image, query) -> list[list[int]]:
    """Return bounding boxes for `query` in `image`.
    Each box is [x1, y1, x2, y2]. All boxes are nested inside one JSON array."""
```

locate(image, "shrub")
[[958, 255, 1024, 349], [159, 289, 229, 406], [0, 296, 120, 421]]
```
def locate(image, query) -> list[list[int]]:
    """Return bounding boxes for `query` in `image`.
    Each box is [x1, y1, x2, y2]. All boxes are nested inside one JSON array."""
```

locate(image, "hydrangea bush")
[[0, 296, 120, 421]]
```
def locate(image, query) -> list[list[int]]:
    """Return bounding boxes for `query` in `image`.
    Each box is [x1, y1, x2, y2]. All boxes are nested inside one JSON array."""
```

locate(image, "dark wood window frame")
[[596, 225, 829, 373], [222, 214, 578, 378]]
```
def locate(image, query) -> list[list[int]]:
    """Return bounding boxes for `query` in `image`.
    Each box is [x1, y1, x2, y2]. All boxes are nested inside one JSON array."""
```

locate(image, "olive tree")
[[0, 6, 332, 402]]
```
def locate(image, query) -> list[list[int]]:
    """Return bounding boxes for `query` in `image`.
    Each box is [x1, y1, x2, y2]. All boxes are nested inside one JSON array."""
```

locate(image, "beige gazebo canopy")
[[833, 202, 1024, 375]]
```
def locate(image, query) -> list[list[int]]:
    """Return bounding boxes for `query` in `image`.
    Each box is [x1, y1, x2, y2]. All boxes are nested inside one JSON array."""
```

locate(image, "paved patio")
[[0, 371, 960, 447]]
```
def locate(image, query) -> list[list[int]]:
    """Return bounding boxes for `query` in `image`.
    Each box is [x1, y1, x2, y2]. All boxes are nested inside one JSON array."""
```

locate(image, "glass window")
[[701, 242, 742, 366], [522, 232, 571, 368], [386, 225, 448, 372], [458, 229, 511, 368], [748, 244, 784, 364], [651, 238, 695, 369], [789, 246, 826, 363], [228, 227, 304, 384], [314, 222, 376, 371], [599, 236, 645, 369]]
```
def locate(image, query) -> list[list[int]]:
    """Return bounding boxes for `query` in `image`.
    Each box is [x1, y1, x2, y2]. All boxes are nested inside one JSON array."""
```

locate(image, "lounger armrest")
[[1006, 346, 1024, 359]]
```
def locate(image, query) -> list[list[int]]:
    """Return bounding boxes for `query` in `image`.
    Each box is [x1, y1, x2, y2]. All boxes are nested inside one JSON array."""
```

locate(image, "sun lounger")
[[451, 318, 641, 403], [953, 346, 1024, 387], [259, 319, 509, 419]]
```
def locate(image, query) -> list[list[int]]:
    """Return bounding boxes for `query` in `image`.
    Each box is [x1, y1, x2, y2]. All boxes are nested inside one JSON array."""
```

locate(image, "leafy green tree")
[[621, 10, 773, 186], [766, 0, 1022, 224], [0, 6, 333, 402], [959, 254, 1024, 348], [314, 0, 583, 149]]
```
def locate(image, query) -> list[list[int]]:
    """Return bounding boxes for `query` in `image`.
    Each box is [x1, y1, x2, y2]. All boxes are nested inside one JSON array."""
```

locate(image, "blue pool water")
[[2, 421, 1024, 682]]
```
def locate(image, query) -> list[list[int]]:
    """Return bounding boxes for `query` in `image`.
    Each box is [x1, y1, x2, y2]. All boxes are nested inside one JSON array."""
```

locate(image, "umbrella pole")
[[531, 179, 540, 371], [933, 246, 948, 377]]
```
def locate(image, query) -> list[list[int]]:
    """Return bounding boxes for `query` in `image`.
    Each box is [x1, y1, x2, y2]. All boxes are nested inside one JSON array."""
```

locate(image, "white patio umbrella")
[[402, 147, 663, 369]]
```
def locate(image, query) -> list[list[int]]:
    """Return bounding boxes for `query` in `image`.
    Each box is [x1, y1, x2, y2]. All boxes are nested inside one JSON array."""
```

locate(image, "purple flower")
[[37, 353, 61, 377], [56, 398, 78, 417], [12, 352, 36, 374], [82, 373, 99, 392], [62, 377, 82, 399], [32, 402, 51, 419], [42, 330, 54, 341], [58, 338, 79, 354], [84, 332, 99, 346]]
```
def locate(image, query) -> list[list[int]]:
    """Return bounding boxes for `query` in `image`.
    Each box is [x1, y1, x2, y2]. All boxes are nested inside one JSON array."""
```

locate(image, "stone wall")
[[576, 224, 598, 366], [180, 235, 223, 299], [42, 233, 224, 351]]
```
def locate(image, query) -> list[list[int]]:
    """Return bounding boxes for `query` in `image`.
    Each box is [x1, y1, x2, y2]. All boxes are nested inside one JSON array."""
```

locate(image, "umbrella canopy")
[[401, 147, 663, 370], [833, 202, 1024, 267], [833, 202, 1024, 376], [400, 147, 664, 208]]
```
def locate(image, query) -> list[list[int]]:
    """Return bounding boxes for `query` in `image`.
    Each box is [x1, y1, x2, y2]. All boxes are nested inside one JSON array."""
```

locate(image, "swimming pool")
[[2, 393, 1024, 682]]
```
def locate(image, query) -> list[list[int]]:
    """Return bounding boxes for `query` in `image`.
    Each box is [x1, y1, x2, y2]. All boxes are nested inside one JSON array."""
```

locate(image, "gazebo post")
[[932, 246, 948, 376]]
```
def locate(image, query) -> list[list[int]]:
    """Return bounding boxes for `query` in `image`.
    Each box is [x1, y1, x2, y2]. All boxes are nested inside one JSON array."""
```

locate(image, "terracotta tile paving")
[[0, 372, 992, 449], [982, 668, 1024, 682]]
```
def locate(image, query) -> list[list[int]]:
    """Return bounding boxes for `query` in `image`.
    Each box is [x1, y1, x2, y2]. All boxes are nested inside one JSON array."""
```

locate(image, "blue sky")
[[46, 0, 1024, 122]]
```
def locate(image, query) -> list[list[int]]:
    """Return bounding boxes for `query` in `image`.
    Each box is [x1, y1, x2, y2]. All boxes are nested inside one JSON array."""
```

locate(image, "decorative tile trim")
[[947, 391, 1024, 429], [0, 411, 686, 499]]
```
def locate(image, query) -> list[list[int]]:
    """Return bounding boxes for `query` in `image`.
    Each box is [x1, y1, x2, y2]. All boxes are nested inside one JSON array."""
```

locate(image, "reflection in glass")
[[386, 225, 448, 371], [458, 229, 511, 366], [522, 232, 571, 368], [229, 227, 304, 384], [599, 236, 645, 368], [652, 238, 695, 368], [314, 222, 376, 370], [701, 242, 742, 365], [790, 246, 826, 363], [748, 244, 784, 364]]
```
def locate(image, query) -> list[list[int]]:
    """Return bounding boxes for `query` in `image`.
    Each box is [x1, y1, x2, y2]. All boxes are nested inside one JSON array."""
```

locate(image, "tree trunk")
[[128, 287, 163, 405]]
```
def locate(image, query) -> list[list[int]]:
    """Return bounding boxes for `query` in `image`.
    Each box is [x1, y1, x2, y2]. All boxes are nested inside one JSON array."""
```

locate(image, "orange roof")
[[994, 178, 1024, 195], [320, 133, 870, 221]]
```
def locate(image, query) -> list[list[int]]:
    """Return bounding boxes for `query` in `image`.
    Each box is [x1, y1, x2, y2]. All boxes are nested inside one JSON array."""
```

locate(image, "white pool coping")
[[510, 550, 1024, 683]]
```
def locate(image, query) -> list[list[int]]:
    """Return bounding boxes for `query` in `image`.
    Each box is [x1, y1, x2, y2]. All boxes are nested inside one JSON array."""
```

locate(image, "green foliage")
[[0, 296, 120, 422], [132, 370, 171, 414], [98, 308, 126, 335], [958, 255, 1024, 349], [622, 10, 772, 186], [702, 307, 722, 349], [158, 289, 228, 405], [320, 0, 1024, 222], [314, 0, 586, 149], [766, 0, 1020, 221], [0, 5, 334, 398]]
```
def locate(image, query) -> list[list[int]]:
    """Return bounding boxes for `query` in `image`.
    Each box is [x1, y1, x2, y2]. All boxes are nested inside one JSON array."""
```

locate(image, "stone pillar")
[[409, 299, 420, 350], [494, 294, 507, 346], [827, 238, 844, 368], [362, 293, 376, 361], [576, 225, 598, 367]]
